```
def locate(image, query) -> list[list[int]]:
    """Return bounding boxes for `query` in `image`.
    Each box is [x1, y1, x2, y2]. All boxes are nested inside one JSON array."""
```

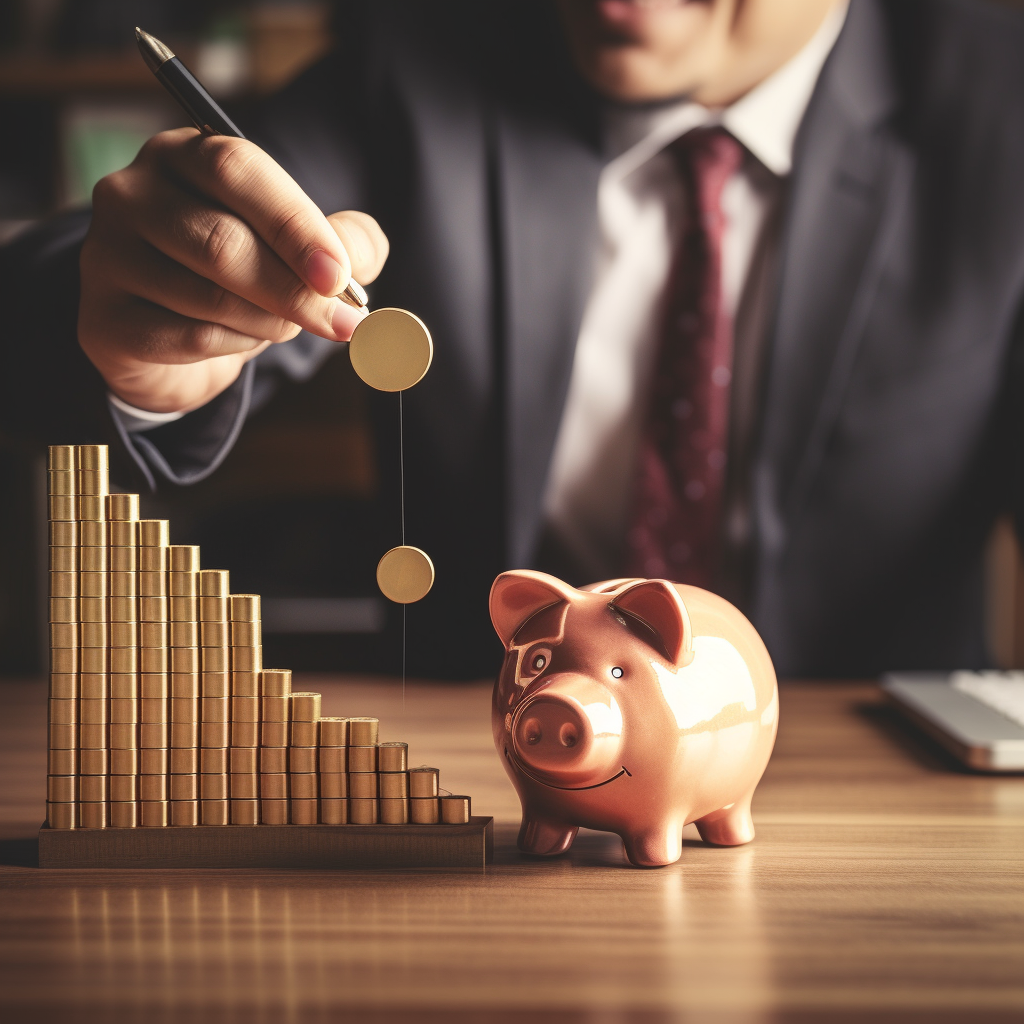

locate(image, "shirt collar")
[[724, 2, 847, 175], [603, 2, 848, 179]]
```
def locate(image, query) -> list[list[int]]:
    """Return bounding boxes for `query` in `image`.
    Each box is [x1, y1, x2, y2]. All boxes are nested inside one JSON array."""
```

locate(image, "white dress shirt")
[[541, 3, 848, 581], [108, 390, 188, 430]]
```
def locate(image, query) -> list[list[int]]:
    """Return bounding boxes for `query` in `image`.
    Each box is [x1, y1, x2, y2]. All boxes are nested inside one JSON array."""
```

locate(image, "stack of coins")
[[408, 767, 441, 823], [289, 693, 321, 824], [107, 493, 139, 828], [379, 742, 409, 823], [229, 595, 261, 825], [318, 718, 348, 824], [47, 445, 79, 830], [199, 570, 231, 825], [440, 795, 472, 824], [136, 520, 169, 826], [169, 545, 200, 826], [260, 669, 291, 824], [78, 446, 110, 830], [348, 717, 379, 824], [45, 444, 479, 834]]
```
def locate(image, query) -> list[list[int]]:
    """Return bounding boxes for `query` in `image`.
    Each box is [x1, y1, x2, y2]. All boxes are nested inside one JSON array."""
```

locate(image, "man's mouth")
[[602, 0, 688, 8], [588, 0, 697, 41], [505, 747, 632, 790]]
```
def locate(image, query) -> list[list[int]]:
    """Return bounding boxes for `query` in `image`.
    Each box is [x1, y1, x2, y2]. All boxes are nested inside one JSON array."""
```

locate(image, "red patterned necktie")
[[625, 127, 743, 588]]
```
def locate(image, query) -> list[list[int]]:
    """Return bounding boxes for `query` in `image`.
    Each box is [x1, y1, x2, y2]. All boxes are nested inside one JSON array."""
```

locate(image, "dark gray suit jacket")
[[4, 0, 1024, 678]]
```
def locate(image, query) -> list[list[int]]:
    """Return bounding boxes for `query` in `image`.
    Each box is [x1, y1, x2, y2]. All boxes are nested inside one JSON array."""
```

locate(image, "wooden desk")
[[1, 677, 1022, 1022]]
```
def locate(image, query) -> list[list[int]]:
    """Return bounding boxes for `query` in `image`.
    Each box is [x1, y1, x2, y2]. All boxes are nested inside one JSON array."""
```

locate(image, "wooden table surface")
[[1, 676, 1022, 1023]]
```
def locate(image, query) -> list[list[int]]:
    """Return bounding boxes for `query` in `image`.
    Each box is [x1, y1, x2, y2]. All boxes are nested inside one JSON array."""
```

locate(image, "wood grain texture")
[[37, 818, 493, 869], [2, 676, 1023, 1022]]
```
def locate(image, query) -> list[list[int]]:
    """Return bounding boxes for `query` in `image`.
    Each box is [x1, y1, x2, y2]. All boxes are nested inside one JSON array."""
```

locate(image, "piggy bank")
[[490, 571, 778, 867]]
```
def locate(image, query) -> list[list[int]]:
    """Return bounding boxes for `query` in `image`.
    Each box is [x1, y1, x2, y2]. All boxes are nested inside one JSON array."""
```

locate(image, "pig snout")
[[511, 675, 624, 787]]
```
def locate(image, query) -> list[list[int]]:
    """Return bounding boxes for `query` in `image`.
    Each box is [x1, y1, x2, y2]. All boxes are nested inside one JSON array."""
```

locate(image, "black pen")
[[134, 26, 368, 310]]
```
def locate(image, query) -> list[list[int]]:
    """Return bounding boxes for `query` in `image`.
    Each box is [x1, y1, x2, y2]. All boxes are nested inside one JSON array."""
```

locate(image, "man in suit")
[[3, 0, 1024, 678]]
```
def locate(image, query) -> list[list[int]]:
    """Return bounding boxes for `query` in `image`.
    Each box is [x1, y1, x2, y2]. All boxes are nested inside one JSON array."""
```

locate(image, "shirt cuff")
[[107, 392, 188, 433]]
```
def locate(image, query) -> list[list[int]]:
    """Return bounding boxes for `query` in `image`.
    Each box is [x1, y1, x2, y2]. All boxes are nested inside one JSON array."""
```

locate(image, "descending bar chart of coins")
[[42, 445, 490, 868], [347, 308, 436, 606]]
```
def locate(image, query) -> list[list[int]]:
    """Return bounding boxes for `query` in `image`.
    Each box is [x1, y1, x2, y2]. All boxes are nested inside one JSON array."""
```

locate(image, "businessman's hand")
[[78, 128, 389, 414]]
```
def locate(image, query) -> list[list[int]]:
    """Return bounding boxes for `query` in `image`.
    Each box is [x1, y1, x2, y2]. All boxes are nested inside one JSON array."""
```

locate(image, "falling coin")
[[348, 308, 433, 392], [376, 546, 435, 604]]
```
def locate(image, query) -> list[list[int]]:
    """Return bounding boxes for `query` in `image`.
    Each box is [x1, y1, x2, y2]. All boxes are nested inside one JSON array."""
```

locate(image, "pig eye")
[[610, 666, 623, 679], [521, 647, 551, 680]]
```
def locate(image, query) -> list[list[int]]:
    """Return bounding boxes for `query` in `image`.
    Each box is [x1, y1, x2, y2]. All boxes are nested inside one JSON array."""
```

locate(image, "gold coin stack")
[[348, 717, 380, 824], [78, 446, 111, 829], [260, 668, 291, 824], [229, 595, 261, 825], [289, 692, 321, 824], [318, 717, 348, 823], [45, 444, 473, 831], [137, 520, 170, 826], [169, 545, 200, 826], [379, 742, 409, 823], [199, 569, 231, 825], [409, 767, 441, 823], [47, 445, 79, 830], [108, 493, 139, 827], [439, 794, 472, 823]]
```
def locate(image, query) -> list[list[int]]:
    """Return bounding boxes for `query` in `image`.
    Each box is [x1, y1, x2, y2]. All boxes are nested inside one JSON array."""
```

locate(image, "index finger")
[[152, 131, 354, 299]]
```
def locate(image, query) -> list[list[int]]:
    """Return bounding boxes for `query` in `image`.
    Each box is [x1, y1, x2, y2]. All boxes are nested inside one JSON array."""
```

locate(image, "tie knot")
[[670, 127, 743, 207], [672, 125, 743, 166]]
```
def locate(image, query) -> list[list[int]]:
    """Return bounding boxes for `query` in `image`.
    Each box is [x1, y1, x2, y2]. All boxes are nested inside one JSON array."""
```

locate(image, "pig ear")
[[490, 570, 576, 648], [610, 580, 693, 666]]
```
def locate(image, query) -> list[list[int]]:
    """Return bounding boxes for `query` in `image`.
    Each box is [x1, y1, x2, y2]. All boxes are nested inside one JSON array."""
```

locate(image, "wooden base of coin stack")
[[41, 445, 491, 869]]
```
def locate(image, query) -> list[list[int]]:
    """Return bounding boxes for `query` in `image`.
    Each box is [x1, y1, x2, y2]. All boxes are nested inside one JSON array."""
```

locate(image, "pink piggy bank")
[[490, 571, 779, 867]]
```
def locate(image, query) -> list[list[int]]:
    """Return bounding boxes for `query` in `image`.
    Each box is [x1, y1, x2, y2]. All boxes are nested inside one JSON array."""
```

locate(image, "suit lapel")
[[494, 69, 603, 567], [757, 0, 912, 550]]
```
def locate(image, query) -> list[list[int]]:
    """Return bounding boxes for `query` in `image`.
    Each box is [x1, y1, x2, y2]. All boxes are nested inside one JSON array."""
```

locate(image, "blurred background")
[[0, 0, 384, 675], [1, 0, 1024, 676]]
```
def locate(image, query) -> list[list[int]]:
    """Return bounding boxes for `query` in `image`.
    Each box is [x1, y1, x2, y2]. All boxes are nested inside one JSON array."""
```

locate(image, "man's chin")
[[573, 48, 699, 103], [558, 0, 712, 100]]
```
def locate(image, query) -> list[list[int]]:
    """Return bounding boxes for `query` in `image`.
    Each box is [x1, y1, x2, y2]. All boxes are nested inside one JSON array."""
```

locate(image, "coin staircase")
[[40, 444, 491, 869]]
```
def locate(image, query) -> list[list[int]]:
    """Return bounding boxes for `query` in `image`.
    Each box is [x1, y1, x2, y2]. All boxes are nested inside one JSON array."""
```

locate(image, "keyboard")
[[951, 672, 1024, 729], [881, 671, 1024, 771]]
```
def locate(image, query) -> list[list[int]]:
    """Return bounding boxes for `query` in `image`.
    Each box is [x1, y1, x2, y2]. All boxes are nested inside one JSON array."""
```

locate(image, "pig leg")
[[621, 819, 685, 867], [518, 815, 578, 857], [694, 792, 755, 846]]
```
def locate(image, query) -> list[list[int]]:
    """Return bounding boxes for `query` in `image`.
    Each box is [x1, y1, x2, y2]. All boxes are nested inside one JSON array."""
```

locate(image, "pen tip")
[[135, 27, 174, 70]]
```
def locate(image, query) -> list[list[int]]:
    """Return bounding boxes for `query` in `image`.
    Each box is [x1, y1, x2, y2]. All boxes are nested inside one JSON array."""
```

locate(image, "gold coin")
[[376, 545, 434, 604], [349, 308, 433, 392]]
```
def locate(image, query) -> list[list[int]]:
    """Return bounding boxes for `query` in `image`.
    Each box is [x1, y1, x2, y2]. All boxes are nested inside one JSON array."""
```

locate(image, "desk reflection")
[[53, 836, 774, 1022]]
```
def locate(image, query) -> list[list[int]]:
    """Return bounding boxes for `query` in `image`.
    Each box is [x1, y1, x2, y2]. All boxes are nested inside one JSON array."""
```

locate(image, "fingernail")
[[306, 249, 345, 296], [331, 297, 367, 341]]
